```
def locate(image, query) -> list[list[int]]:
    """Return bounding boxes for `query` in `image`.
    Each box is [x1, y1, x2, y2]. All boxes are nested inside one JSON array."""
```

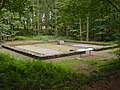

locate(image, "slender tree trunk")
[[54, 1, 58, 36], [45, 12, 49, 35], [86, 17, 89, 41], [40, 13, 43, 34], [51, 3, 54, 35], [32, 0, 36, 35], [66, 25, 69, 37], [79, 18, 82, 41], [37, 0, 40, 35]]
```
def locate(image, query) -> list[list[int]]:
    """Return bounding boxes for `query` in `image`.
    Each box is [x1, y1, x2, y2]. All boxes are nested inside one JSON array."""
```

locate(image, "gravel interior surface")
[[15, 45, 64, 55]]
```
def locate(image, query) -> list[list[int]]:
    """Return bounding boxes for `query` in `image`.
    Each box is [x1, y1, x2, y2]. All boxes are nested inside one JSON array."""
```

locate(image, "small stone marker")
[[57, 40, 64, 45]]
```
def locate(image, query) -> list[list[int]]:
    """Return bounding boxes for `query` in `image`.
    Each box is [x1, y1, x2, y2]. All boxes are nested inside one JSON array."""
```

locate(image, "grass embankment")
[[15, 35, 70, 41], [0, 52, 120, 89], [0, 52, 87, 89], [53, 58, 119, 73]]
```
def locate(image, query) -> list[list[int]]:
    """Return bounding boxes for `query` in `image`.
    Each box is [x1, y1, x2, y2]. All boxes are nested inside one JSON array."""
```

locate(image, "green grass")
[[107, 48, 119, 54], [107, 48, 120, 59], [15, 35, 70, 41], [0, 52, 88, 89], [53, 59, 89, 68], [0, 52, 120, 89], [53, 59, 100, 68], [53, 58, 120, 73]]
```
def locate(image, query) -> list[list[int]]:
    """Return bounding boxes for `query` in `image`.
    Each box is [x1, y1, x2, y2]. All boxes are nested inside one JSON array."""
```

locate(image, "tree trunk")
[[54, 1, 58, 36], [37, 0, 40, 35], [86, 17, 89, 41], [79, 18, 82, 41]]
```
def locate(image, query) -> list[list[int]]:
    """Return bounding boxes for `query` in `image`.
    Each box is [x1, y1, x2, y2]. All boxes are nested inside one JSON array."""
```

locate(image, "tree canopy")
[[0, 0, 120, 41]]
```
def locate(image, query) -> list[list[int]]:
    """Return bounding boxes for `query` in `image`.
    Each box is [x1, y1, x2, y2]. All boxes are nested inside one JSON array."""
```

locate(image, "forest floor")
[[79, 71, 120, 90]]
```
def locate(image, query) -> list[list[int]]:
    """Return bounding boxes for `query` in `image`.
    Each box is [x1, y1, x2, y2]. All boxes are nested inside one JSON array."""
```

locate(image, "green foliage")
[[98, 59, 120, 74], [0, 23, 10, 31], [0, 52, 83, 89], [58, 0, 120, 41], [53, 59, 120, 76], [116, 41, 120, 58], [0, 0, 29, 13], [70, 29, 80, 40], [0, 52, 120, 89], [0, 0, 119, 41]]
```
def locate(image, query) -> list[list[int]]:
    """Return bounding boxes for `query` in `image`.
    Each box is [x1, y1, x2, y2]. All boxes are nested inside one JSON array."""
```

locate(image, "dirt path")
[[92, 51, 117, 59], [79, 71, 120, 90], [46, 51, 117, 62]]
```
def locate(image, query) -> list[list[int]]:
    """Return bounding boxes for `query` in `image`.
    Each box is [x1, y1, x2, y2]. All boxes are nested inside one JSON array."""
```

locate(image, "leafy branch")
[[107, 0, 120, 13], [0, 0, 6, 10]]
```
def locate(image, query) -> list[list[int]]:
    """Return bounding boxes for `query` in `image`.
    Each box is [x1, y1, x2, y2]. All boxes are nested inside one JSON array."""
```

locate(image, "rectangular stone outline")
[[2, 44, 85, 60], [2, 40, 117, 60]]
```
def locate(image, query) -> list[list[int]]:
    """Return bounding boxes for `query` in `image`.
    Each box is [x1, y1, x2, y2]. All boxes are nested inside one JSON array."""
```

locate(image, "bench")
[[77, 48, 93, 56]]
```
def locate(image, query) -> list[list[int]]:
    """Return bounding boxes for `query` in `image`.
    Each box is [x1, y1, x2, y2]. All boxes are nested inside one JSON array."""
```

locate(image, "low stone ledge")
[[2, 44, 85, 60], [65, 40, 117, 51], [64, 40, 113, 46], [94, 45, 118, 51], [4, 40, 58, 46]]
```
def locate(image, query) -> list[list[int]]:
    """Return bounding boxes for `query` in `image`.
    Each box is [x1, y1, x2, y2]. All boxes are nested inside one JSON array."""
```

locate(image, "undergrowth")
[[0, 52, 119, 89], [0, 52, 87, 89], [15, 35, 69, 41]]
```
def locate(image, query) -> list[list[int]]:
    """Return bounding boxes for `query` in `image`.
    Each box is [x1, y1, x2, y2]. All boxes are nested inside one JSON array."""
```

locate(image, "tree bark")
[[79, 18, 82, 41], [37, 0, 40, 35], [86, 17, 89, 41], [54, 1, 58, 36]]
